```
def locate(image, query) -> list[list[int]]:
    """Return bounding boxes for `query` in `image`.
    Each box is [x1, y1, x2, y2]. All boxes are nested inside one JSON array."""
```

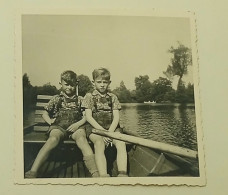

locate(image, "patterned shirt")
[[82, 90, 121, 113], [44, 91, 83, 119], [82, 90, 121, 129]]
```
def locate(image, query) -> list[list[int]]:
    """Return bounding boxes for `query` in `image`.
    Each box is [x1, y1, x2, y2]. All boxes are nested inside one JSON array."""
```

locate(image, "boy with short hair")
[[82, 68, 128, 177], [25, 70, 99, 178]]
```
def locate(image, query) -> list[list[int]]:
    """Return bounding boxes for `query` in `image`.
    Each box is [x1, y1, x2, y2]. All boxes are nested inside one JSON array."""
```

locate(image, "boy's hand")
[[103, 137, 113, 146], [47, 118, 56, 125], [67, 123, 80, 133], [51, 118, 56, 124]]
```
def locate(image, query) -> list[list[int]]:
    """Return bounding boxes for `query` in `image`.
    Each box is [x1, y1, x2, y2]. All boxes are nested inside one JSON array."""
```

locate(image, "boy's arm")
[[108, 109, 120, 132], [86, 109, 112, 145], [85, 109, 106, 130], [42, 110, 55, 125], [67, 111, 86, 132]]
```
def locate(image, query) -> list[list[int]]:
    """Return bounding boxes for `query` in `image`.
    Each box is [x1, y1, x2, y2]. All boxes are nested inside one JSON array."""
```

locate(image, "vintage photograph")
[[15, 10, 205, 185]]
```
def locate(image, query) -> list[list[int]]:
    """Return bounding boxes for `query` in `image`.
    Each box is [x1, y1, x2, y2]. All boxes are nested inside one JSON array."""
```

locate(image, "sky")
[[22, 15, 193, 90]]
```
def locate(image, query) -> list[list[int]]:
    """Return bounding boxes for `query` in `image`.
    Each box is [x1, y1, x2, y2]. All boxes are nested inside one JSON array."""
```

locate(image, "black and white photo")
[[15, 10, 205, 185]]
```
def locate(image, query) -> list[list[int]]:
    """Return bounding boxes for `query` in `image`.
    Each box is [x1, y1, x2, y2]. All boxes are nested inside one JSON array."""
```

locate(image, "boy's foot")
[[25, 170, 38, 178], [91, 171, 100, 178], [83, 154, 99, 178], [117, 173, 128, 177], [100, 174, 110, 177], [117, 171, 128, 177]]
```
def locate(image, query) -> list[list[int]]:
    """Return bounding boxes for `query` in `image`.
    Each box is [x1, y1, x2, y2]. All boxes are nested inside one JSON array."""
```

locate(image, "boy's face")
[[60, 79, 76, 96], [93, 77, 111, 94]]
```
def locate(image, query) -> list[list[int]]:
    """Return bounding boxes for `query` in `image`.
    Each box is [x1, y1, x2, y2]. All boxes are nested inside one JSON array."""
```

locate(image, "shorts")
[[47, 109, 84, 139], [47, 124, 86, 139], [85, 122, 123, 138]]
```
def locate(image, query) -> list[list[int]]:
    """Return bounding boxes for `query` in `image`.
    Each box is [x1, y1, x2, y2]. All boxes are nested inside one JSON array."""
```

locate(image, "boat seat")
[[24, 95, 78, 145]]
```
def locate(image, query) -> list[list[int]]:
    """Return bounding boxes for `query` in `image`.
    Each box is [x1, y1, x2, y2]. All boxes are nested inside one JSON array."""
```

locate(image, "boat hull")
[[126, 145, 199, 177], [24, 143, 199, 178]]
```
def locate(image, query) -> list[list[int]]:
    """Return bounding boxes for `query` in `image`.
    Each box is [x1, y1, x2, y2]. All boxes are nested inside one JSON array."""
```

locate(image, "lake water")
[[119, 103, 197, 150], [24, 103, 198, 151]]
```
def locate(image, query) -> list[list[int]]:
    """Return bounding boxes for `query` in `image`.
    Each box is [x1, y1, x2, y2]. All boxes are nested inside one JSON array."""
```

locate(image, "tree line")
[[23, 42, 194, 115], [112, 77, 194, 103]]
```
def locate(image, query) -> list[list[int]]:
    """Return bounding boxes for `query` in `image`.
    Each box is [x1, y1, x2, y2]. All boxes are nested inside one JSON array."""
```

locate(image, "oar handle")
[[92, 129, 198, 160]]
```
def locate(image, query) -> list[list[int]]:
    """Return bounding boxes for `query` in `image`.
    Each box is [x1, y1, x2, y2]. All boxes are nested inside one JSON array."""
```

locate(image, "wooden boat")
[[23, 95, 199, 178]]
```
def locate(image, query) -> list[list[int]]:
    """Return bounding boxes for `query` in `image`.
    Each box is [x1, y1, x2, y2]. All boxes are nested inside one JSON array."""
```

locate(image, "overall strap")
[[56, 95, 64, 110], [92, 95, 98, 112], [92, 94, 113, 111], [107, 95, 113, 110]]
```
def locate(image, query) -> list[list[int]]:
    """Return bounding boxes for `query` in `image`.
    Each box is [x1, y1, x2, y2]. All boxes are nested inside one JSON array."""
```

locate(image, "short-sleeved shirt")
[[82, 90, 121, 130], [44, 91, 84, 130]]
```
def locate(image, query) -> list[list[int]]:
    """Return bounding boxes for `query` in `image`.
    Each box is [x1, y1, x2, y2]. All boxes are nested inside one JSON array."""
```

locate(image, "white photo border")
[[14, 8, 206, 186]]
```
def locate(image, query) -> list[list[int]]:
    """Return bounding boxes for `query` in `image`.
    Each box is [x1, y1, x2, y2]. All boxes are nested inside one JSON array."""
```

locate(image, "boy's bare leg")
[[113, 139, 127, 176], [71, 129, 93, 156], [71, 129, 99, 177], [89, 133, 108, 176], [29, 129, 64, 174]]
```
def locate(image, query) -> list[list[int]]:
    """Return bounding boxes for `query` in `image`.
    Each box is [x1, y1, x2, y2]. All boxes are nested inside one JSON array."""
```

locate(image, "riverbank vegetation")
[[23, 43, 194, 115]]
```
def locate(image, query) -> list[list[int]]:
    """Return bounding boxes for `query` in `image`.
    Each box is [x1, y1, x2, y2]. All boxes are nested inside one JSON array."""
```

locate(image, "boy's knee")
[[75, 136, 87, 145], [48, 136, 61, 145], [71, 133, 78, 141], [94, 138, 105, 150], [115, 141, 126, 150]]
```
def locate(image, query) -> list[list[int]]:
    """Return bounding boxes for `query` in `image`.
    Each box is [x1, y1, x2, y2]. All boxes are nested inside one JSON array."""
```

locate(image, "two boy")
[[25, 68, 127, 178]]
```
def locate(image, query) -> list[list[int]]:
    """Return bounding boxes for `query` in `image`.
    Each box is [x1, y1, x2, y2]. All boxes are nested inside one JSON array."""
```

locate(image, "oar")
[[92, 129, 198, 160]]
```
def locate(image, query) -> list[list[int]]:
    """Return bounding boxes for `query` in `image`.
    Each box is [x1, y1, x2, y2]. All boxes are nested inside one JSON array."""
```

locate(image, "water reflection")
[[120, 103, 197, 150], [24, 103, 198, 150]]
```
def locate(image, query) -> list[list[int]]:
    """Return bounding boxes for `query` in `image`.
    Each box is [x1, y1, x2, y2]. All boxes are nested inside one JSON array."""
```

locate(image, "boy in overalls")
[[82, 68, 127, 177], [25, 70, 98, 178]]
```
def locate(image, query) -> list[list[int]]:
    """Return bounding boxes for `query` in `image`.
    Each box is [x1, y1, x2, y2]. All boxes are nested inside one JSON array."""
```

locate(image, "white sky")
[[22, 15, 193, 90]]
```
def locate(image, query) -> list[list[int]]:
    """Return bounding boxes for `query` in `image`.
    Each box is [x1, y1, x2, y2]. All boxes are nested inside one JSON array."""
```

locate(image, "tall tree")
[[164, 43, 192, 89], [185, 83, 195, 103], [134, 75, 153, 102], [112, 81, 132, 103], [175, 80, 188, 103], [36, 82, 59, 95], [23, 73, 33, 116], [151, 77, 174, 102], [23, 73, 32, 88], [77, 74, 93, 96]]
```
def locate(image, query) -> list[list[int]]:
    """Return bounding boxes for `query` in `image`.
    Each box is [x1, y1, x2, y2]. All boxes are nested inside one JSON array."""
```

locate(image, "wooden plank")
[[24, 132, 47, 143], [150, 153, 166, 175], [36, 102, 48, 108], [39, 161, 50, 177], [128, 146, 159, 172], [84, 163, 91, 178], [63, 140, 75, 144], [58, 162, 66, 178], [110, 160, 118, 177], [24, 131, 76, 144], [35, 110, 46, 115], [72, 162, 79, 178], [34, 126, 49, 132], [65, 164, 73, 178], [34, 117, 46, 124], [163, 153, 199, 176], [157, 159, 179, 175], [37, 95, 53, 100], [128, 157, 150, 177], [77, 161, 86, 178], [47, 161, 56, 178], [52, 161, 61, 178], [92, 129, 198, 159], [128, 146, 181, 176]]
